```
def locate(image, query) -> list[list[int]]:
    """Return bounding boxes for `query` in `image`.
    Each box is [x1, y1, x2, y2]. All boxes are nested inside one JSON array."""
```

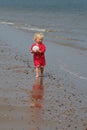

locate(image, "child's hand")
[[38, 50, 41, 53], [30, 50, 35, 53], [32, 50, 39, 53]]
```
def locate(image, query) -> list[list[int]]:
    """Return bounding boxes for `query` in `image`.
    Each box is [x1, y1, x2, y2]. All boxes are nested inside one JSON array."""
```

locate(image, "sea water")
[[0, 0, 87, 88]]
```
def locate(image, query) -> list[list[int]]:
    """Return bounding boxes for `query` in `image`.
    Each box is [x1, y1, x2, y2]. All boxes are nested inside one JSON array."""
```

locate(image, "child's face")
[[36, 36, 43, 44]]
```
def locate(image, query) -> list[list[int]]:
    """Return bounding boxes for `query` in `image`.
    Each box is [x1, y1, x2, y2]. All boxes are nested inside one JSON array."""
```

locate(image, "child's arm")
[[39, 44, 46, 53]]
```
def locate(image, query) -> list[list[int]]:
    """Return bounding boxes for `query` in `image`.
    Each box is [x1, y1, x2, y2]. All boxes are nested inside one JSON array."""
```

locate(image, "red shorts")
[[34, 55, 46, 67]]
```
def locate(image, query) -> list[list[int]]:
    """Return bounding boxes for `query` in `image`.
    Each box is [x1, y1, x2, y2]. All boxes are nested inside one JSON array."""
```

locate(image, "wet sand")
[[0, 42, 87, 130]]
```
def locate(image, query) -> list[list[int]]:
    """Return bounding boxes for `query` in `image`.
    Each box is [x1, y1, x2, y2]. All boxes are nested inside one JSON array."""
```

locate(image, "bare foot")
[[30, 103, 42, 108], [35, 75, 39, 78], [30, 103, 35, 107]]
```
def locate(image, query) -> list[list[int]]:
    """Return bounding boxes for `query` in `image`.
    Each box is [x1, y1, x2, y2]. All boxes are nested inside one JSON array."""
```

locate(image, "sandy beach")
[[0, 39, 87, 130]]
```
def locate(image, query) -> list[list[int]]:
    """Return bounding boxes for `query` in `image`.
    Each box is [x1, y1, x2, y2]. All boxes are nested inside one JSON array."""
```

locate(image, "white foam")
[[0, 21, 14, 25]]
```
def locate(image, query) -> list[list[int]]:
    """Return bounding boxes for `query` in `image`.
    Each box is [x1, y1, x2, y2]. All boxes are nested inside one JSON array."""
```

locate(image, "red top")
[[30, 43, 46, 67]]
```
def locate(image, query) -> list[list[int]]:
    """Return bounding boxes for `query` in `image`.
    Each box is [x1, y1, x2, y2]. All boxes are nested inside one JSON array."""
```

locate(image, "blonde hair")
[[34, 33, 44, 41]]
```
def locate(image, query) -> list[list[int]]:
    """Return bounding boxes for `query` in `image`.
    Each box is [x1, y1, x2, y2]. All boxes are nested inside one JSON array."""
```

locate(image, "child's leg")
[[35, 67, 39, 77], [40, 67, 44, 76]]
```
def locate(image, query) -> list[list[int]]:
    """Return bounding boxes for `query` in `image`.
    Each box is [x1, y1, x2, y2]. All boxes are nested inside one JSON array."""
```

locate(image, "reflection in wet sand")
[[30, 77, 44, 108], [30, 77, 44, 130]]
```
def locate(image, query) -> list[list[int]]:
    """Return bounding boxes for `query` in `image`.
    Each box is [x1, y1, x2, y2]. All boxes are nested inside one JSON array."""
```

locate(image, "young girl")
[[30, 33, 46, 77]]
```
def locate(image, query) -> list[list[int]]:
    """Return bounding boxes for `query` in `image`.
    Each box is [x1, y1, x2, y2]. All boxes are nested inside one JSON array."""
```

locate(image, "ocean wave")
[[0, 19, 87, 35], [17, 26, 46, 32], [0, 19, 64, 33], [60, 66, 87, 80], [0, 20, 45, 31], [0, 20, 54, 32], [0, 19, 87, 51], [0, 21, 15, 25]]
